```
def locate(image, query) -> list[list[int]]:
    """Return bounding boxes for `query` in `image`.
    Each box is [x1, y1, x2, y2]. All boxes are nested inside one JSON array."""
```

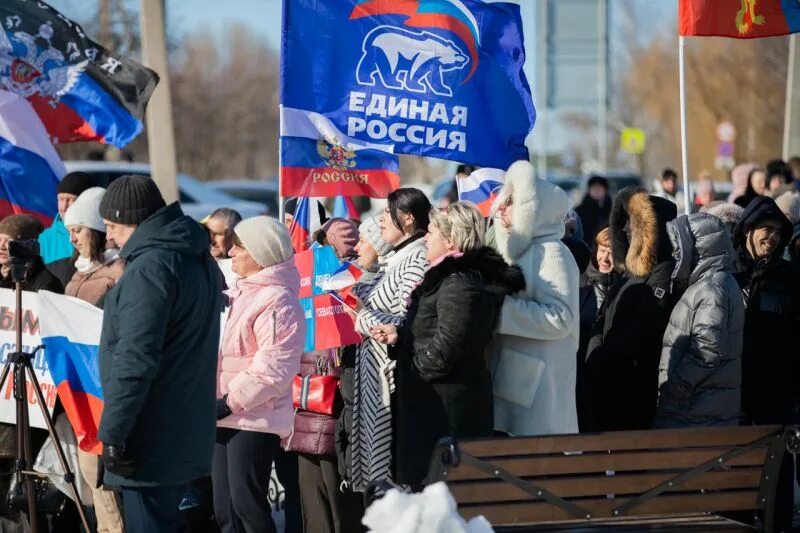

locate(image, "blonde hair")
[[595, 227, 611, 248], [429, 201, 485, 253]]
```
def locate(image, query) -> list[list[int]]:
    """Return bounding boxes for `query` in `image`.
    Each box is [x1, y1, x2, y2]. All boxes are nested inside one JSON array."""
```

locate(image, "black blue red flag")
[[0, 0, 158, 147]]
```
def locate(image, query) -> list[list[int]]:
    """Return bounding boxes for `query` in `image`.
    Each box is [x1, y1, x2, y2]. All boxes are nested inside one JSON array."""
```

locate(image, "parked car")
[[209, 178, 280, 217], [63, 161, 265, 220]]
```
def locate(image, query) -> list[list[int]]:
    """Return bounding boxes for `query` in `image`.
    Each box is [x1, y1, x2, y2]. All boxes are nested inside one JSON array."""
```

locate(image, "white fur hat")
[[775, 191, 800, 226], [234, 216, 294, 268], [64, 187, 107, 232]]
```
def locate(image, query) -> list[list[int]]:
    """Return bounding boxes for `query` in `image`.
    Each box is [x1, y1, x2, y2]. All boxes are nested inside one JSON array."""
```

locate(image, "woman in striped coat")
[[350, 188, 431, 491]]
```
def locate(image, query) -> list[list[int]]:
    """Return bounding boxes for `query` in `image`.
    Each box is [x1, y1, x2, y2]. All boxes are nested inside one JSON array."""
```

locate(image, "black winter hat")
[[57, 172, 96, 196], [587, 175, 610, 190], [99, 175, 166, 225]]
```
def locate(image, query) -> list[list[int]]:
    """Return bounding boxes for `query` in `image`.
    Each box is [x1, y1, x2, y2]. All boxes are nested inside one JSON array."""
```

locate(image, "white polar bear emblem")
[[356, 26, 470, 97]]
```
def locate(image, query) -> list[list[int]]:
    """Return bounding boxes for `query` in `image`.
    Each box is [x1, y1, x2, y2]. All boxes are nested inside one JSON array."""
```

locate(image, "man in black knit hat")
[[38, 172, 96, 272], [96, 175, 222, 532]]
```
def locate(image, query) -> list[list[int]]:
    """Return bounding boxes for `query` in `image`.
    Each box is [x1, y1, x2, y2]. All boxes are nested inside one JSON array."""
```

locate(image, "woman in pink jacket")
[[213, 216, 305, 533]]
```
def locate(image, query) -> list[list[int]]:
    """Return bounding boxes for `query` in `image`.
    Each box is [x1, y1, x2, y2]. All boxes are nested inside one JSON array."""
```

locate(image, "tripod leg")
[[14, 364, 38, 533], [0, 358, 11, 396], [24, 363, 91, 532]]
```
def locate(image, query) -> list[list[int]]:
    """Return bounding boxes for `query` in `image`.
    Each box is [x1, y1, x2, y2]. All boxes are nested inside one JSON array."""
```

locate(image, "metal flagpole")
[[537, 0, 548, 178], [783, 33, 797, 161], [597, 0, 608, 171], [679, 36, 691, 216], [279, 108, 285, 224]]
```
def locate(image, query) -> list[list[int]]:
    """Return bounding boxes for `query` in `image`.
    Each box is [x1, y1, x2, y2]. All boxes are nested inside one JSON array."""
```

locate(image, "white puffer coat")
[[491, 161, 580, 436]]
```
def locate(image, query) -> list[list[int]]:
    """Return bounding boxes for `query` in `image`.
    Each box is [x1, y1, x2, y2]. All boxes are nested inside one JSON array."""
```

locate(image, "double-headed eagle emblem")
[[316, 135, 357, 170], [0, 23, 87, 103]]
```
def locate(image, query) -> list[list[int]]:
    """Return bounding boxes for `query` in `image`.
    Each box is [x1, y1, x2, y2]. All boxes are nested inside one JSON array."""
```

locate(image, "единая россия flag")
[[680, 0, 800, 38], [0, 0, 158, 147], [281, 0, 535, 170]]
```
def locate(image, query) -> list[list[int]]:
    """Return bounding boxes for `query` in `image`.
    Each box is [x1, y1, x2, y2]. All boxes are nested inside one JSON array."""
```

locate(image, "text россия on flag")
[[281, 0, 536, 170], [280, 106, 400, 199]]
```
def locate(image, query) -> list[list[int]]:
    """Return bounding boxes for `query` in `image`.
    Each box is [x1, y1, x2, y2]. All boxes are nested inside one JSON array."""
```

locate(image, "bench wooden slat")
[[448, 469, 763, 503], [444, 448, 768, 481], [459, 426, 781, 458], [458, 490, 760, 524]]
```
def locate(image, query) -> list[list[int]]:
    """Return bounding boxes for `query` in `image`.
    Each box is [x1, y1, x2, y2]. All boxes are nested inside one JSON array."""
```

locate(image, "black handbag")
[[7, 472, 67, 515]]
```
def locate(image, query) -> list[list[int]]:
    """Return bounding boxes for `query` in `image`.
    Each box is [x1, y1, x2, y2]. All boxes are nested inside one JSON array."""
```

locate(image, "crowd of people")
[[0, 156, 798, 533]]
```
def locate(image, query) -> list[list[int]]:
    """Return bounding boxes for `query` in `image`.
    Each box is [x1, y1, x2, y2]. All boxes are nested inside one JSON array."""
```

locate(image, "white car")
[[63, 161, 266, 221]]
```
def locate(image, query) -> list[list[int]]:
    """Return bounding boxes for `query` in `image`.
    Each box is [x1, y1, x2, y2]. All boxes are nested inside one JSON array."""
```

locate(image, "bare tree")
[[618, 29, 788, 182]]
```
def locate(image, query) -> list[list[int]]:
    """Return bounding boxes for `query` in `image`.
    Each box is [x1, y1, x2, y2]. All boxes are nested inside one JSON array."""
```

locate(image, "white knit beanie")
[[234, 216, 294, 268], [64, 187, 107, 232], [358, 216, 392, 256]]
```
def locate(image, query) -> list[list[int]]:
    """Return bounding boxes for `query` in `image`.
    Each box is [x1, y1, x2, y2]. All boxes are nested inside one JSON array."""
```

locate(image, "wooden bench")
[[425, 425, 799, 531]]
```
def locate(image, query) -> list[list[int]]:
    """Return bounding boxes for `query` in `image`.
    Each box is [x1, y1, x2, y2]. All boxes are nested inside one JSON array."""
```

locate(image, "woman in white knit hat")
[[63, 186, 126, 533], [213, 216, 305, 533]]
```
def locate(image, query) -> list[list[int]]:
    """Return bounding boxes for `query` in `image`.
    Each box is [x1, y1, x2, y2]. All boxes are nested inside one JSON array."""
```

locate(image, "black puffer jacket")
[[655, 214, 744, 428], [732, 197, 800, 425], [583, 188, 678, 431], [391, 247, 524, 486]]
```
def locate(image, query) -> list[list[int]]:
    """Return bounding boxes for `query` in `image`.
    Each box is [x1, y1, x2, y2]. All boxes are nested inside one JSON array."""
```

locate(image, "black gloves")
[[217, 395, 233, 420], [101, 445, 135, 478]]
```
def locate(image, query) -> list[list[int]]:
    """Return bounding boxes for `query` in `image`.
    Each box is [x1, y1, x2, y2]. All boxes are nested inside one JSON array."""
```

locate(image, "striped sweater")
[[350, 236, 428, 491]]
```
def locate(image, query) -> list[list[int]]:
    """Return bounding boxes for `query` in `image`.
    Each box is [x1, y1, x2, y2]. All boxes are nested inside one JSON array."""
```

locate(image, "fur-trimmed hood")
[[610, 187, 677, 278], [413, 246, 525, 297], [494, 160, 570, 262]]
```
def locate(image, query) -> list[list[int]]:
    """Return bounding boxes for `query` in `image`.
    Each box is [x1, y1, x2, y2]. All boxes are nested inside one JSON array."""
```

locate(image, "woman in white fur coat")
[[491, 160, 580, 436]]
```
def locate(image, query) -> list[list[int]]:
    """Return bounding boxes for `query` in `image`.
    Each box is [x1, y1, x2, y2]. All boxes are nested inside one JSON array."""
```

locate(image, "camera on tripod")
[[7, 240, 40, 283]]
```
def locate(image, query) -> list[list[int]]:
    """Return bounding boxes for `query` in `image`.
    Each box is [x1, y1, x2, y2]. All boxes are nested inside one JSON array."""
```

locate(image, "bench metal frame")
[[427, 426, 800, 531]]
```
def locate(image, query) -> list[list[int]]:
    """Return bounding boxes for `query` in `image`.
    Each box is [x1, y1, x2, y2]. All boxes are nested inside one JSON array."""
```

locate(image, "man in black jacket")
[[733, 196, 799, 426], [97, 176, 222, 532], [0, 214, 63, 293], [732, 196, 800, 533], [583, 188, 678, 431]]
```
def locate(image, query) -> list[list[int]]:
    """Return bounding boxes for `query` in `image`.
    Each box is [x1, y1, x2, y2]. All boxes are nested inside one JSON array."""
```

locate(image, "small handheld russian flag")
[[456, 167, 505, 217], [333, 195, 360, 221], [290, 197, 324, 252]]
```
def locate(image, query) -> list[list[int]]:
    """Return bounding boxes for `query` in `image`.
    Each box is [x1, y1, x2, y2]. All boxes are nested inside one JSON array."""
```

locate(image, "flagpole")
[[679, 36, 691, 216], [279, 132, 285, 224], [783, 33, 797, 161]]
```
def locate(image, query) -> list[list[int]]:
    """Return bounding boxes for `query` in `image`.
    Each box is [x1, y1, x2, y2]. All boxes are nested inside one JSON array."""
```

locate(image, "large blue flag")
[[281, 0, 535, 169]]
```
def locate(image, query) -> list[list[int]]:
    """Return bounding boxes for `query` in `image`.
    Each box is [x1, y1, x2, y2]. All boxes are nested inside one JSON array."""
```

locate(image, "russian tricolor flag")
[[39, 291, 104, 455], [280, 106, 400, 198], [290, 196, 324, 252], [333, 195, 360, 220], [0, 90, 64, 224], [0, 1, 158, 148], [457, 167, 504, 216]]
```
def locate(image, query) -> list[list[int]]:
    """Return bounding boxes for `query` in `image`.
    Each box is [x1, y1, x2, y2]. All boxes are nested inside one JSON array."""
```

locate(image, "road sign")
[[620, 128, 646, 154], [716, 121, 736, 143]]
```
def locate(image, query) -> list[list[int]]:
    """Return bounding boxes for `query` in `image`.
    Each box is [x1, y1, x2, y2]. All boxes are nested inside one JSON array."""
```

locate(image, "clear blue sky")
[[47, 0, 282, 50]]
